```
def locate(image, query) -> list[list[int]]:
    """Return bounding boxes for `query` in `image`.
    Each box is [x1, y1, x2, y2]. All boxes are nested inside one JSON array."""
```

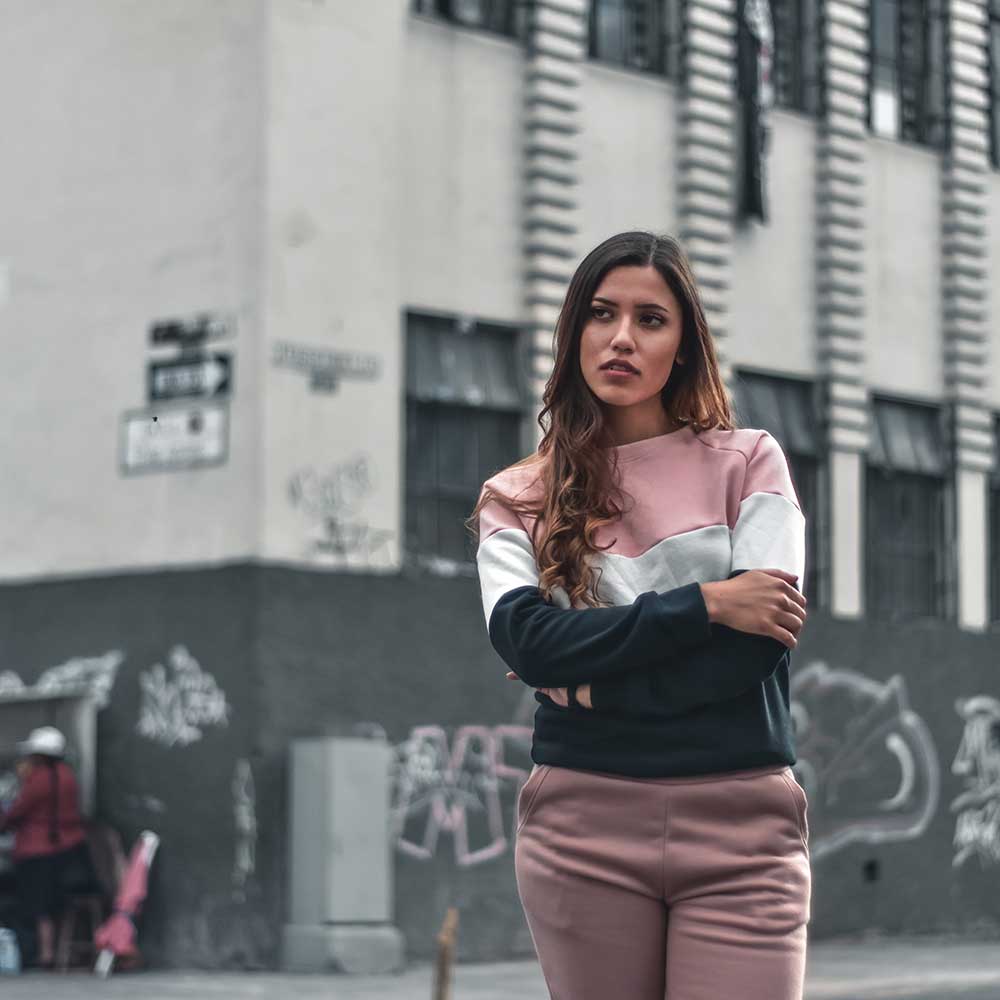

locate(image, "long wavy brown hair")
[[467, 231, 734, 608]]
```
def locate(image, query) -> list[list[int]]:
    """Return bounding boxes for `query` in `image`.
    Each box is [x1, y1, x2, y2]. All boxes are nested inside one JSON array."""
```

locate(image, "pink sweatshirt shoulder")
[[477, 456, 547, 543]]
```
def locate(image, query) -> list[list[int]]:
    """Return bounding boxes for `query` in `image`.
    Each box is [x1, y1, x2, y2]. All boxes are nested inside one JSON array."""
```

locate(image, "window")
[[731, 370, 825, 606], [990, 1, 1000, 167], [589, 0, 682, 79], [869, 0, 948, 147], [412, 0, 530, 42], [405, 312, 528, 568], [771, 0, 822, 115], [865, 397, 950, 622]]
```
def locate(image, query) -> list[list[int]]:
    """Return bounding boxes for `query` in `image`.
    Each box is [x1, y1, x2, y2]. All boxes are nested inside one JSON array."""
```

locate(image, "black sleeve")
[[588, 626, 789, 719], [487, 580, 712, 689], [587, 569, 791, 718]]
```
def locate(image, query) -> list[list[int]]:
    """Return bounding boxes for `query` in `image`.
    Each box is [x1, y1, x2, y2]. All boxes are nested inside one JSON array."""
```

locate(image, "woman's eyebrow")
[[593, 296, 669, 313]]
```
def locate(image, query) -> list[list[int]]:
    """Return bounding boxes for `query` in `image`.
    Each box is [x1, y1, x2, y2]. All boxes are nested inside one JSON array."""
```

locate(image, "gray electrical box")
[[282, 735, 404, 974]]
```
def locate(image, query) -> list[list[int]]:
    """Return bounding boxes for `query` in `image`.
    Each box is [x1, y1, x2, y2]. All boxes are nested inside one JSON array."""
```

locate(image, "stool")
[[56, 893, 104, 972]]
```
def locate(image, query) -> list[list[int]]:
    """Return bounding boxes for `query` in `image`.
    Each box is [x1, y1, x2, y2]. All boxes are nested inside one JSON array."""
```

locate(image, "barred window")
[[869, 0, 948, 148], [589, 0, 682, 80], [412, 0, 530, 42], [865, 397, 950, 623], [405, 312, 528, 567], [771, 0, 822, 115], [731, 370, 825, 606]]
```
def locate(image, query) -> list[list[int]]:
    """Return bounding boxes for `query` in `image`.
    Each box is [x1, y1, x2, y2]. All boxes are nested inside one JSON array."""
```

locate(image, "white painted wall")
[[864, 138, 943, 400], [0, 0, 265, 582], [401, 17, 524, 323], [730, 109, 817, 377], [260, 0, 409, 571], [577, 63, 680, 250]]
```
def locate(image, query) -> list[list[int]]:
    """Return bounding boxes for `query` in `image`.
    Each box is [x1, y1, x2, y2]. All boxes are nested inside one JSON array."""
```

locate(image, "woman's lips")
[[600, 366, 640, 378]]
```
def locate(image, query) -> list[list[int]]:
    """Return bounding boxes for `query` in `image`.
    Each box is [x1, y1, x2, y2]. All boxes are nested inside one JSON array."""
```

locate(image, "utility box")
[[282, 735, 404, 974]]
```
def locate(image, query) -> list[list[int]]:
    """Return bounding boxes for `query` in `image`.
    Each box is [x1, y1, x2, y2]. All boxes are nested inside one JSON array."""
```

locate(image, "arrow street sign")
[[149, 353, 232, 402]]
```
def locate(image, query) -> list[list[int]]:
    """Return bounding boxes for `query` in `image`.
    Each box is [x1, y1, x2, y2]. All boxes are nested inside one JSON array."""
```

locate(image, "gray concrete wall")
[[4, 565, 1000, 966]]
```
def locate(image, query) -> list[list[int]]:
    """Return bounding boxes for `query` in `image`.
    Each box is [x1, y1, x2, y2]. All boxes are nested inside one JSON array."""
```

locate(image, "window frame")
[[588, 0, 682, 81], [403, 310, 530, 571], [770, 0, 823, 116], [410, 0, 530, 44], [863, 396, 952, 624], [867, 0, 949, 150]]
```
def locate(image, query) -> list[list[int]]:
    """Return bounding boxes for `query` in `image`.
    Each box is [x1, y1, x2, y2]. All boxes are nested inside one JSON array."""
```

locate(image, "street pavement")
[[2, 935, 1000, 999]]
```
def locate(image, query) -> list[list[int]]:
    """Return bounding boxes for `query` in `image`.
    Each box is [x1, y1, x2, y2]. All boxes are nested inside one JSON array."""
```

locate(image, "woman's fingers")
[[772, 624, 798, 648], [782, 583, 807, 609], [776, 609, 805, 636]]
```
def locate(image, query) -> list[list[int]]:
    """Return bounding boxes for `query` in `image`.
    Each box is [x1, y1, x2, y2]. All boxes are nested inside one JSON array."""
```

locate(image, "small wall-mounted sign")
[[150, 313, 233, 348], [148, 353, 232, 403], [120, 402, 229, 475], [271, 340, 381, 393]]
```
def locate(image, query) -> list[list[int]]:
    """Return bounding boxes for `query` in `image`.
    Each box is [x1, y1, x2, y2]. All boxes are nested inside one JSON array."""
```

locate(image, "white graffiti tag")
[[790, 660, 940, 861], [951, 695, 1000, 868], [136, 645, 230, 748], [0, 651, 123, 708]]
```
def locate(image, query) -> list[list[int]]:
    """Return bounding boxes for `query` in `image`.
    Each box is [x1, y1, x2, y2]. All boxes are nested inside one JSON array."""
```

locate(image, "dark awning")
[[406, 313, 525, 412], [869, 397, 945, 476], [731, 371, 819, 456]]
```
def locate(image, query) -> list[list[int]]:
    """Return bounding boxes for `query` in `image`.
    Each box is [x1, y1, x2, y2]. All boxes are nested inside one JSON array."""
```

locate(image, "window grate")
[[589, 0, 682, 80], [771, 0, 822, 115], [865, 396, 949, 623], [412, 0, 531, 42], [869, 0, 948, 148], [404, 312, 528, 565]]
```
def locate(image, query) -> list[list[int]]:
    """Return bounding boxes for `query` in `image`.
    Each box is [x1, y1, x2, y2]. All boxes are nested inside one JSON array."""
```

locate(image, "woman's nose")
[[610, 316, 637, 346]]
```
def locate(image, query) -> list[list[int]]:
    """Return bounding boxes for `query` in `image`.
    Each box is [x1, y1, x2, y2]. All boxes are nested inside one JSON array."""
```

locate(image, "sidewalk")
[[2, 935, 1000, 999]]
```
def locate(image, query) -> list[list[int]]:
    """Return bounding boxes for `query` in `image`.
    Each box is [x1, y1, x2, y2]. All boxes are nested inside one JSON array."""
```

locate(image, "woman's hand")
[[700, 568, 807, 648], [505, 671, 593, 709]]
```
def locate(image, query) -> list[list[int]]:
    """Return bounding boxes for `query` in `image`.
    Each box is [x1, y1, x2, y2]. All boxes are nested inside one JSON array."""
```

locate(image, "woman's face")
[[579, 264, 685, 414]]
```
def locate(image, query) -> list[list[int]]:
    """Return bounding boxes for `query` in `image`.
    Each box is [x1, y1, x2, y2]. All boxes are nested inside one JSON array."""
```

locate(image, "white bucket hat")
[[17, 726, 66, 759]]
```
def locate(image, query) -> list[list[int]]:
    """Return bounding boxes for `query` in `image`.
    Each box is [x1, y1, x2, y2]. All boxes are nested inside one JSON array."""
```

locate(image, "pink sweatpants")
[[514, 762, 811, 1000]]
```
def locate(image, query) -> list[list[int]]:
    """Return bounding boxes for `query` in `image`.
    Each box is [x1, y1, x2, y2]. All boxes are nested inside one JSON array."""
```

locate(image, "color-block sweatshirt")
[[475, 425, 806, 778]]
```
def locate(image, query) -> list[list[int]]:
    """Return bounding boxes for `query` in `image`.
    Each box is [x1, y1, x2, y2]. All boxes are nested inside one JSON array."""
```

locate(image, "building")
[[2, 0, 1000, 968]]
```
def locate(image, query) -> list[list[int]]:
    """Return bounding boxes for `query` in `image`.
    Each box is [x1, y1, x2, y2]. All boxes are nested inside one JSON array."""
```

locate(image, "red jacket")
[[0, 761, 86, 860]]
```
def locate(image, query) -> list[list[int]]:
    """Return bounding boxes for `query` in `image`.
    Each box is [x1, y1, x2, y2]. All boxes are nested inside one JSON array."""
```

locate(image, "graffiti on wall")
[[287, 455, 394, 567], [232, 757, 257, 895], [790, 660, 940, 862], [391, 665, 945, 868], [186, 755, 272, 970], [136, 645, 230, 748], [0, 650, 123, 708], [391, 687, 535, 867], [951, 695, 1000, 868]]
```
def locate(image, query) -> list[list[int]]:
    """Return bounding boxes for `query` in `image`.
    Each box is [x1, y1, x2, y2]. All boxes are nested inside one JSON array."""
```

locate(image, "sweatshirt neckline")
[[604, 424, 693, 464]]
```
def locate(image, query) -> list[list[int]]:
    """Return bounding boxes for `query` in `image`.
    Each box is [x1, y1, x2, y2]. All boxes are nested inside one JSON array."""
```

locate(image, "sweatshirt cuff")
[[654, 580, 712, 650]]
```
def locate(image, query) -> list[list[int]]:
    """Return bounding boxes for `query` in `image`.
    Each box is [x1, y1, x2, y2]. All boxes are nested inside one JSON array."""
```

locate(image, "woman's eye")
[[590, 307, 663, 325]]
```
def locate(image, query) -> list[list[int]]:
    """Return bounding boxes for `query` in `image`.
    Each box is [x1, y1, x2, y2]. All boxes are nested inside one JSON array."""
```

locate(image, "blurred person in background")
[[0, 726, 93, 968]]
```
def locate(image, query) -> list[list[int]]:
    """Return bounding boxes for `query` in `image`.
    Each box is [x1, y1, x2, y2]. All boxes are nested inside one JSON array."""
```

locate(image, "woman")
[[469, 232, 810, 1000], [0, 726, 91, 969]]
